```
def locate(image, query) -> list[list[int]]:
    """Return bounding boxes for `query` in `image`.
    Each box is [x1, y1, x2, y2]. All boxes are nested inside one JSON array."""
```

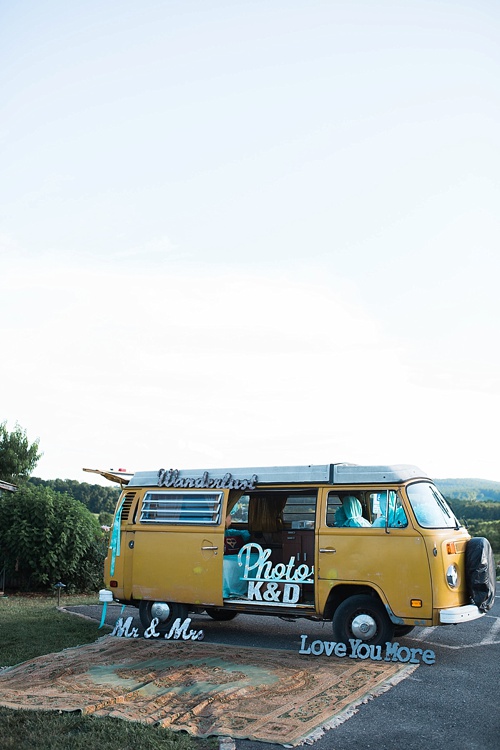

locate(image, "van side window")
[[370, 490, 408, 528], [327, 492, 371, 527], [229, 495, 249, 524], [282, 493, 316, 528], [140, 491, 223, 525], [326, 493, 342, 526]]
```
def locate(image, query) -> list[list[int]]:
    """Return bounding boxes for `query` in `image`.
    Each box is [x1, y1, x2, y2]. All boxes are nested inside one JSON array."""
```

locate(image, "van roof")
[[127, 463, 428, 488]]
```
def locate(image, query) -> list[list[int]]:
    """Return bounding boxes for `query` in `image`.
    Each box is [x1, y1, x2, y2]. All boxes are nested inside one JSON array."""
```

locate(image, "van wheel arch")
[[323, 584, 380, 620]]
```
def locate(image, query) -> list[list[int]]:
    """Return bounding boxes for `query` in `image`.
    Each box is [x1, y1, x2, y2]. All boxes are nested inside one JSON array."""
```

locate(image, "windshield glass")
[[407, 482, 459, 529]]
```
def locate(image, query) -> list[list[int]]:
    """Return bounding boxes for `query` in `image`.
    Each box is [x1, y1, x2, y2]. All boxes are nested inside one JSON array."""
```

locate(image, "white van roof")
[[127, 463, 428, 488]]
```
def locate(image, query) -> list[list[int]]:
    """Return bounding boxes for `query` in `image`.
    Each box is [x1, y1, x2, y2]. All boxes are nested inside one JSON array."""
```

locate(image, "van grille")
[[120, 492, 136, 522]]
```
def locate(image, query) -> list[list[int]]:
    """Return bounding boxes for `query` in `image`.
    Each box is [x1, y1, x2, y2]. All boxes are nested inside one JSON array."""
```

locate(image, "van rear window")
[[139, 491, 223, 525]]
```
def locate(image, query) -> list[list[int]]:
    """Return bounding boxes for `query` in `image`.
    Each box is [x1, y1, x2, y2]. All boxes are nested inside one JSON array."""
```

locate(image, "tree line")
[[436, 478, 500, 503], [444, 498, 500, 522], [28, 477, 119, 515]]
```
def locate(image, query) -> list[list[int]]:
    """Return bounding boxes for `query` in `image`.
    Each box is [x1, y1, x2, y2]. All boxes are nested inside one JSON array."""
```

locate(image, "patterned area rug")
[[0, 636, 417, 745]]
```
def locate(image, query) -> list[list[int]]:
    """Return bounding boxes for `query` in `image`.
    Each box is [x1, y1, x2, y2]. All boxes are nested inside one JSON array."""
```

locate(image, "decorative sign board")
[[299, 635, 436, 665], [111, 616, 204, 641], [236, 542, 313, 604], [157, 469, 258, 490]]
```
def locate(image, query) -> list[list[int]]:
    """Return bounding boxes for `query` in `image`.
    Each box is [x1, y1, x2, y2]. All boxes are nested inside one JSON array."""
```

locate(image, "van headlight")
[[446, 564, 459, 588]]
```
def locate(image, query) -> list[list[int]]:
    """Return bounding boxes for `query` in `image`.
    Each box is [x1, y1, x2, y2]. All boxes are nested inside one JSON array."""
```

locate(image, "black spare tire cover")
[[465, 537, 496, 612]]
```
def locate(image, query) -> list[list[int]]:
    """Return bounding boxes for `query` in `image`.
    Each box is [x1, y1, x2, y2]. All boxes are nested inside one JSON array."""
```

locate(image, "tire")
[[139, 600, 189, 634], [465, 537, 496, 613], [393, 625, 415, 637], [205, 607, 239, 621], [333, 594, 394, 647]]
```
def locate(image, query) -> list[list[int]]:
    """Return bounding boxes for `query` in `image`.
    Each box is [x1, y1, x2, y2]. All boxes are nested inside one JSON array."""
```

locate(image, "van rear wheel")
[[333, 594, 394, 647], [139, 600, 188, 634]]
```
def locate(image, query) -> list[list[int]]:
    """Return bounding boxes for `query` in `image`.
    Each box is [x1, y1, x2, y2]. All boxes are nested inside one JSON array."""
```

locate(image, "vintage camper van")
[[93, 463, 496, 646]]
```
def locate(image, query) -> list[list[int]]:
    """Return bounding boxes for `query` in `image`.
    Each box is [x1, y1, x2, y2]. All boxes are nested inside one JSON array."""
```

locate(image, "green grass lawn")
[[0, 594, 217, 750], [0, 594, 104, 668]]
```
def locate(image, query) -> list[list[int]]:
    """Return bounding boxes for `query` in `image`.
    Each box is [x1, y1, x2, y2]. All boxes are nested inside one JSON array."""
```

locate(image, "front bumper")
[[439, 604, 485, 624]]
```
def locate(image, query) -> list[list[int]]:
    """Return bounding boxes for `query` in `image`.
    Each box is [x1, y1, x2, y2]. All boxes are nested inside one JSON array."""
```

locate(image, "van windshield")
[[406, 482, 459, 529]]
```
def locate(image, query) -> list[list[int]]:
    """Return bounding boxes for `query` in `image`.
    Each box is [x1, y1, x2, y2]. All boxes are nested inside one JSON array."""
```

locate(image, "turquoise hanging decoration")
[[99, 601, 108, 629], [98, 589, 114, 629], [109, 497, 126, 576], [99, 498, 126, 630]]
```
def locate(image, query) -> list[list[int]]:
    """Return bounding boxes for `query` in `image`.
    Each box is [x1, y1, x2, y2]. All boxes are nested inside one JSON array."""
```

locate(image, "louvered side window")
[[140, 492, 223, 525]]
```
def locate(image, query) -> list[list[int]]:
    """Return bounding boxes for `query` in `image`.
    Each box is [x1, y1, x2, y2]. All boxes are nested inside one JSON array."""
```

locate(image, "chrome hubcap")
[[351, 613, 377, 640], [150, 602, 171, 622]]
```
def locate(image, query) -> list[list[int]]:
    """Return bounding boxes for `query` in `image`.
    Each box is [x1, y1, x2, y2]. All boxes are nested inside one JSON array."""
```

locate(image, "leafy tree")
[[445, 498, 500, 522], [29, 477, 119, 514], [98, 511, 114, 527], [436, 478, 500, 503], [0, 484, 106, 591], [463, 520, 500, 555], [0, 421, 42, 483]]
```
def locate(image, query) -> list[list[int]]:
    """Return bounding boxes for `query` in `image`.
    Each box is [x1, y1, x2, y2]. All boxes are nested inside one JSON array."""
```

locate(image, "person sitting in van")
[[223, 513, 252, 598], [372, 492, 408, 528], [339, 496, 371, 527], [334, 505, 347, 526]]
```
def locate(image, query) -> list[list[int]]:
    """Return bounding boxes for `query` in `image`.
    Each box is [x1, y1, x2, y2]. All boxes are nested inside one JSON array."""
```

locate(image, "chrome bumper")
[[439, 604, 485, 624]]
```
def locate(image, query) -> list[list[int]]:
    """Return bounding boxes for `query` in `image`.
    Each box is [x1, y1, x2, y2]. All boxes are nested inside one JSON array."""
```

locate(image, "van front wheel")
[[332, 595, 394, 647], [139, 600, 188, 634]]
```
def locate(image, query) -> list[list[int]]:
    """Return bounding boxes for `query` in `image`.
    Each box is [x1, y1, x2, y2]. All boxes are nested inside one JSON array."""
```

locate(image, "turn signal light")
[[110, 580, 118, 588], [411, 599, 422, 608], [446, 542, 457, 554]]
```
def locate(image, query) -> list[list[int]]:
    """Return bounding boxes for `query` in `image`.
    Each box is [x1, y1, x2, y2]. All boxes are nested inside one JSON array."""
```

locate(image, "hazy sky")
[[1, 0, 499, 483]]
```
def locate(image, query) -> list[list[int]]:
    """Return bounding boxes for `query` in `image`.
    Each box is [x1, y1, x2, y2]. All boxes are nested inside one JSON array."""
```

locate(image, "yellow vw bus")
[[94, 463, 496, 646]]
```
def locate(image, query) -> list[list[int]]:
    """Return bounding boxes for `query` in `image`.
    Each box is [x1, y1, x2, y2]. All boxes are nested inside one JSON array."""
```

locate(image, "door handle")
[[201, 546, 218, 552], [319, 548, 336, 553]]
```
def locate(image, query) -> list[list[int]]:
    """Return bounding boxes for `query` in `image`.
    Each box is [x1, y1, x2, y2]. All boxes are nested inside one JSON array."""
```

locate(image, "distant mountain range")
[[435, 478, 500, 503]]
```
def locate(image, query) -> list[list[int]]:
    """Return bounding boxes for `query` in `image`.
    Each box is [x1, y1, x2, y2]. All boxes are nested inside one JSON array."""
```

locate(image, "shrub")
[[98, 511, 114, 528], [0, 484, 106, 592]]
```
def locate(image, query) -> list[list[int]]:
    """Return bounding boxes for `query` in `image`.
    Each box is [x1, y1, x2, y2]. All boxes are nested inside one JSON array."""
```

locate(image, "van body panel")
[[316, 484, 433, 620], [122, 531, 135, 600], [399, 483, 472, 620], [130, 525, 224, 605], [317, 527, 433, 619], [422, 533, 471, 616]]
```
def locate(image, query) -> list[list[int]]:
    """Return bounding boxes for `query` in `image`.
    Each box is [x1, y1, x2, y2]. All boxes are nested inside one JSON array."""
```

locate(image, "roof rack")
[[126, 463, 428, 488]]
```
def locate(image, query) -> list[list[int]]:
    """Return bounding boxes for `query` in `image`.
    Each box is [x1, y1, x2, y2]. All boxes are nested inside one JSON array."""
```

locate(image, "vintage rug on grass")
[[0, 636, 417, 745]]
